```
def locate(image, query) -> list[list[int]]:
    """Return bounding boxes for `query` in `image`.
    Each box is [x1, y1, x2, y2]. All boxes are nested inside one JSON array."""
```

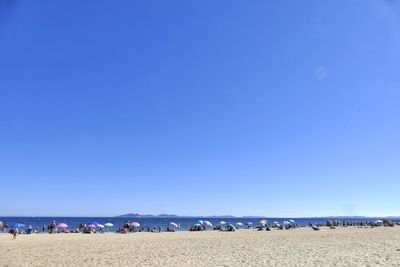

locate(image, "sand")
[[1, 227, 400, 266]]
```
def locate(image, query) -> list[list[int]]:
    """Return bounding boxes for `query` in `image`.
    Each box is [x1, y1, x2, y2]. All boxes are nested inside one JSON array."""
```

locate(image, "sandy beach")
[[1, 227, 400, 266]]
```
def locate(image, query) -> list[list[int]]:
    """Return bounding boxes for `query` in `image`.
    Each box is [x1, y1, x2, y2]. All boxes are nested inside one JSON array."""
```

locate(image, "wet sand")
[[1, 227, 400, 266]]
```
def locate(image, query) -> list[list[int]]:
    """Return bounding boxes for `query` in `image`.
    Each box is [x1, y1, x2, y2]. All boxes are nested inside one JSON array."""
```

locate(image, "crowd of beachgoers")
[[1, 218, 399, 238]]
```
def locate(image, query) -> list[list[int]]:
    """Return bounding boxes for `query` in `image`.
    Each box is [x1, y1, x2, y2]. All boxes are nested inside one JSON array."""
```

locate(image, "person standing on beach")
[[12, 228, 18, 239]]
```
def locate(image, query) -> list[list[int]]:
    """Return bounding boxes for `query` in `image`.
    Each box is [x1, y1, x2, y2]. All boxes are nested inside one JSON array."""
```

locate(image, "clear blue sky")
[[0, 0, 399, 217]]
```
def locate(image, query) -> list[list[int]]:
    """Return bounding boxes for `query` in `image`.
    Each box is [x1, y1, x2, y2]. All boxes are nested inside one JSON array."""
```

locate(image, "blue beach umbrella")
[[13, 223, 26, 228]]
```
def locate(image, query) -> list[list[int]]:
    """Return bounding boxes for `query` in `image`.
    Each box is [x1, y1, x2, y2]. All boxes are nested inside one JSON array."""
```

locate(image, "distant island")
[[114, 214, 400, 219], [115, 213, 237, 218], [115, 213, 179, 218]]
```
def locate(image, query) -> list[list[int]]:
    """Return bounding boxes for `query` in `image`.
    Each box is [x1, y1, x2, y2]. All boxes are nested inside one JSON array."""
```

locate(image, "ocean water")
[[0, 216, 391, 232]]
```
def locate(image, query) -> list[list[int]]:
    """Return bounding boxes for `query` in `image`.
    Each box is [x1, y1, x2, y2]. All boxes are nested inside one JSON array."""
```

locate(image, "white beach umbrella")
[[97, 224, 105, 228], [236, 222, 244, 227], [219, 221, 226, 225], [260, 220, 267, 225], [169, 222, 179, 228], [289, 219, 295, 224], [203, 221, 213, 228], [104, 223, 114, 227], [131, 222, 140, 228]]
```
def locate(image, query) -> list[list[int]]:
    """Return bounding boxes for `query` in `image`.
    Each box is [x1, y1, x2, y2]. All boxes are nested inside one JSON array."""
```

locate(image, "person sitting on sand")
[[3, 223, 8, 233]]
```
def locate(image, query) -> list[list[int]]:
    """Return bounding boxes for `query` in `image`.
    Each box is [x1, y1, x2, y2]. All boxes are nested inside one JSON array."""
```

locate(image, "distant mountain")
[[115, 213, 242, 218], [115, 213, 179, 218]]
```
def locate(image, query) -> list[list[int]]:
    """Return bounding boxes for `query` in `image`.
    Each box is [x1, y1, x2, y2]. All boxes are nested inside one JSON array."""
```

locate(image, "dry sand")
[[1, 227, 400, 266]]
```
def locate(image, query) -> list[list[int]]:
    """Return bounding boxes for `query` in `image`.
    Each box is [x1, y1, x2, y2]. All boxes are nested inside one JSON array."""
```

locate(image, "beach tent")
[[57, 223, 68, 228], [104, 223, 114, 227]]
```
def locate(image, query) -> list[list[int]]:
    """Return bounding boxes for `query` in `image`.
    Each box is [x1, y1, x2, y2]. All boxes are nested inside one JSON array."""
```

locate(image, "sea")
[[0, 216, 395, 232]]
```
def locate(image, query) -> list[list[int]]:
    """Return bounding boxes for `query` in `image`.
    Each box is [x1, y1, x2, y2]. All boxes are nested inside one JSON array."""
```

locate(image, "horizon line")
[[1, 215, 399, 218]]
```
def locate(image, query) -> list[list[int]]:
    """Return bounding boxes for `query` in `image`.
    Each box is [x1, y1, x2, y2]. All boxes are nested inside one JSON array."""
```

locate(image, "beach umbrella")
[[198, 220, 204, 225], [203, 221, 212, 228], [169, 222, 179, 228], [236, 222, 244, 227], [260, 220, 267, 225], [219, 221, 226, 225], [13, 223, 25, 228], [97, 224, 104, 228], [104, 223, 114, 227], [0, 221, 3, 227], [283, 221, 290, 225], [87, 221, 99, 226], [88, 224, 97, 228], [289, 219, 295, 224], [228, 224, 236, 230], [245, 222, 253, 226], [131, 222, 140, 228], [57, 223, 68, 228]]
